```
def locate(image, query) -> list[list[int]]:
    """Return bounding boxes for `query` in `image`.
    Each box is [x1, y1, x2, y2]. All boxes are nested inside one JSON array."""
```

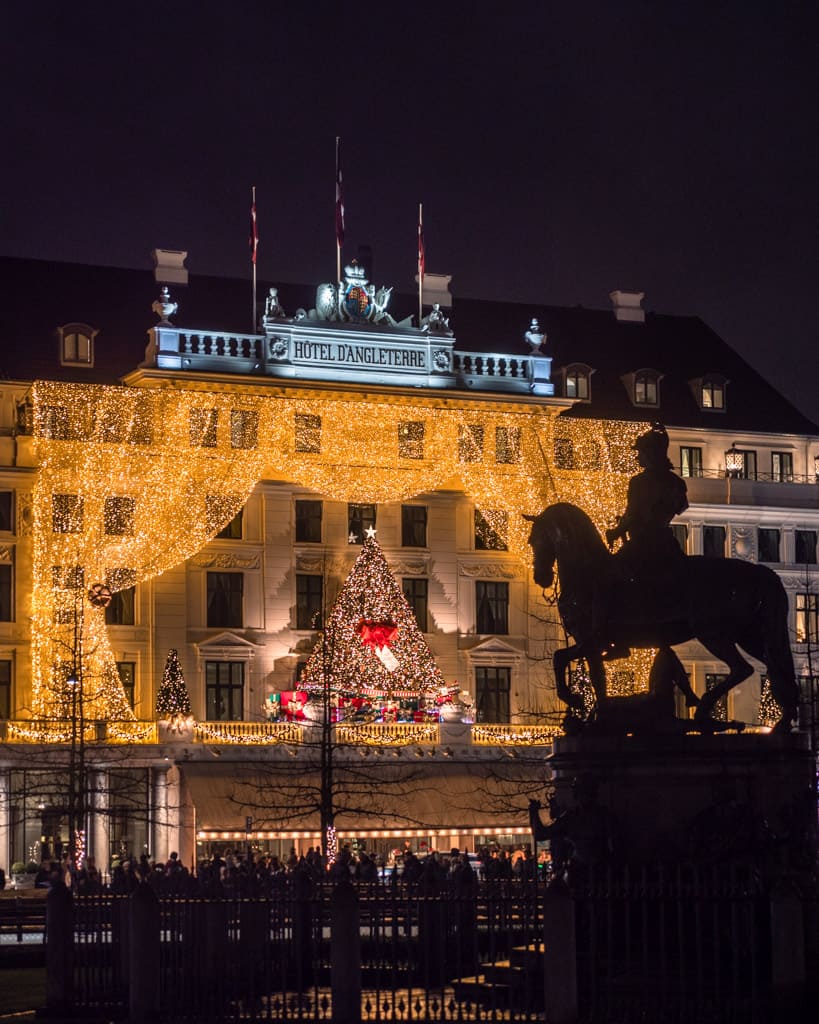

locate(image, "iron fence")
[[37, 870, 817, 1022]]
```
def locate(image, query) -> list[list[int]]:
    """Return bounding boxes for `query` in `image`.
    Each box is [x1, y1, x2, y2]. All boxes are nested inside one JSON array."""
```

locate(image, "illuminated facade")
[[0, 254, 817, 872]]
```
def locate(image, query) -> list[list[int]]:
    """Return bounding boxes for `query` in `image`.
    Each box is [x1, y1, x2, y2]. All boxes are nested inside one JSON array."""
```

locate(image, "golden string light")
[[27, 380, 649, 721]]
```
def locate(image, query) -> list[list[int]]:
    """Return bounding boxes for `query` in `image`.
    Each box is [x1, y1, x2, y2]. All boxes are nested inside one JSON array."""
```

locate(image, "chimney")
[[152, 249, 189, 286], [609, 289, 645, 324], [415, 272, 453, 310]]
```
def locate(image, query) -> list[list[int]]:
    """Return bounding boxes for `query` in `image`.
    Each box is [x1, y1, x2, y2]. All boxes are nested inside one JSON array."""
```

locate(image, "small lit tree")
[[156, 648, 192, 719]]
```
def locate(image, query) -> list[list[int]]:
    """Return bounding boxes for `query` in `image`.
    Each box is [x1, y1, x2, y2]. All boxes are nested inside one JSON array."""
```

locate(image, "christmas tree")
[[300, 531, 447, 699], [155, 648, 192, 718]]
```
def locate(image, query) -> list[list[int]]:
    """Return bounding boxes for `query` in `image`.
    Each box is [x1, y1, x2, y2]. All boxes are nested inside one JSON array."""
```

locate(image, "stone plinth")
[[547, 732, 817, 866]]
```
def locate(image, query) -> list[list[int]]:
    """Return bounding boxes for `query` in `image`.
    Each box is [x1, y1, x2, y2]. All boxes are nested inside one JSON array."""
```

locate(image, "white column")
[[0, 770, 11, 876], [89, 769, 111, 872], [151, 765, 172, 864]]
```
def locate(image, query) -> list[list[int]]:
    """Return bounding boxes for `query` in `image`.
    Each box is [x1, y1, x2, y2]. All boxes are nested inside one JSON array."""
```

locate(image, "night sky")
[[4, 3, 818, 423]]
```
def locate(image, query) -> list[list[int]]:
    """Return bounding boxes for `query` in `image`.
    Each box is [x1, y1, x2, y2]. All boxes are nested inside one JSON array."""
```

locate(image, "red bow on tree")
[[356, 619, 398, 650]]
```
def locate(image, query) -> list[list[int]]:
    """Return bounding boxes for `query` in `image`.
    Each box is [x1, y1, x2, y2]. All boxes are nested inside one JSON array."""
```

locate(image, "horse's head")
[[525, 503, 608, 590], [524, 510, 557, 589]]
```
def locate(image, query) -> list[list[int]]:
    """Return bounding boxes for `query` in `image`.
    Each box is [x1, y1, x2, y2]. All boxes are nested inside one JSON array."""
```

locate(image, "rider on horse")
[[599, 423, 689, 659]]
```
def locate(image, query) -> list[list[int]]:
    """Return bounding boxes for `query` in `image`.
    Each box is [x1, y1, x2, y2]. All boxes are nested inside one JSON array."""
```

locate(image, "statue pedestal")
[[548, 732, 817, 866]]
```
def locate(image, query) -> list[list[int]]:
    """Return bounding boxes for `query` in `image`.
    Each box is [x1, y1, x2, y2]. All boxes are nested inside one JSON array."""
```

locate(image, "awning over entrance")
[[181, 761, 540, 837]]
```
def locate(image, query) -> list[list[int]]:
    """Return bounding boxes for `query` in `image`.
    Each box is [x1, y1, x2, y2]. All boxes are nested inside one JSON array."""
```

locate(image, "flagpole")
[[335, 138, 344, 284], [251, 185, 258, 332], [418, 202, 424, 327]]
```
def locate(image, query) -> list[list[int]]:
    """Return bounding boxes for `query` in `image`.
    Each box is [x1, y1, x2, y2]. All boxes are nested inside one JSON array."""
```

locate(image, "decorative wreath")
[[87, 583, 113, 608]]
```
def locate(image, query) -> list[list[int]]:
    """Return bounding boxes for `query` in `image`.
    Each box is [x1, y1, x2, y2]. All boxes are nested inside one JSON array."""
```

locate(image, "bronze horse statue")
[[525, 503, 798, 732]]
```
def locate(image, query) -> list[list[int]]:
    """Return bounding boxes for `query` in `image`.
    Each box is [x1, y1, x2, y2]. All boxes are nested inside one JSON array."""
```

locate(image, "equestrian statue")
[[525, 423, 799, 735]]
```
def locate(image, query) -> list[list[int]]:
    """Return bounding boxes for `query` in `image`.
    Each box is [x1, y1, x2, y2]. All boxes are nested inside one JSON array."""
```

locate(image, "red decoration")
[[356, 619, 398, 650]]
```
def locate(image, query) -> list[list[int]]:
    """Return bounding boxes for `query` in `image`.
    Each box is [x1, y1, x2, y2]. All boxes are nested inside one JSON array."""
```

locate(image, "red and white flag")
[[250, 189, 258, 265], [335, 137, 345, 249]]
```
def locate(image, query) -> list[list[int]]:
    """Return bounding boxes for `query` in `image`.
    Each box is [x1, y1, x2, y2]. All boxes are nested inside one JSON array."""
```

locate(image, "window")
[[52, 565, 85, 590], [348, 503, 376, 543], [634, 372, 659, 406], [401, 505, 427, 547], [230, 409, 258, 449], [495, 426, 521, 464], [565, 367, 589, 400], [771, 452, 793, 483], [476, 666, 511, 723], [295, 500, 322, 543], [799, 676, 818, 737], [703, 525, 726, 558], [52, 494, 84, 533], [680, 447, 703, 478], [476, 581, 509, 634], [458, 424, 484, 462], [40, 404, 70, 439], [104, 496, 136, 536], [206, 496, 243, 537], [671, 524, 688, 554], [701, 380, 725, 410], [795, 530, 817, 565], [216, 510, 243, 540], [398, 420, 425, 459], [295, 414, 321, 453], [553, 438, 574, 469], [705, 673, 729, 722], [0, 660, 10, 719], [105, 586, 135, 626], [206, 572, 243, 628], [59, 323, 96, 366], [795, 593, 819, 644], [731, 449, 757, 480], [758, 528, 780, 563], [402, 578, 428, 631], [475, 509, 508, 551], [189, 408, 218, 448], [296, 574, 323, 630], [0, 561, 10, 621], [206, 661, 244, 721], [0, 493, 13, 532], [116, 662, 136, 710]]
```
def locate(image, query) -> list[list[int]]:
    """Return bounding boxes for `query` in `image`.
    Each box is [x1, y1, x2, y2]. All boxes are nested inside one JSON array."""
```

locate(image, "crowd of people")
[[2, 843, 548, 896]]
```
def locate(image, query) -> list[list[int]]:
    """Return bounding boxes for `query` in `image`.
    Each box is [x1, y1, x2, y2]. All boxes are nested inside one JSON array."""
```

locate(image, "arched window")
[[58, 323, 97, 367]]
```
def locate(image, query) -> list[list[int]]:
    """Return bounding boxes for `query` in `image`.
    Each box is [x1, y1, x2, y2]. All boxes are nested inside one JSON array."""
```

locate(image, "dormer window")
[[691, 374, 728, 412], [59, 323, 97, 367], [631, 370, 660, 407], [564, 364, 592, 401]]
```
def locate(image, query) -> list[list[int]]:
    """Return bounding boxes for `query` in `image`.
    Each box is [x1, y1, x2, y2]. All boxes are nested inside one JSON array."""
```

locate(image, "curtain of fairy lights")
[[28, 380, 647, 721]]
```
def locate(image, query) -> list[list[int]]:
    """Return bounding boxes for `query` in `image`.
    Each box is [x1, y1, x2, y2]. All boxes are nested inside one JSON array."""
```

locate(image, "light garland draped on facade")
[[26, 380, 647, 720]]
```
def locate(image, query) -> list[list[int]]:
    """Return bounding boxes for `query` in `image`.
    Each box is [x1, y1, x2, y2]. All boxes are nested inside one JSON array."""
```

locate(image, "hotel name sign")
[[289, 336, 429, 372]]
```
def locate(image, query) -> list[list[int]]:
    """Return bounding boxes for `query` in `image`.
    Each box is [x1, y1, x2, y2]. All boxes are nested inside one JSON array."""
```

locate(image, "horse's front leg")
[[586, 651, 607, 705], [553, 645, 587, 711]]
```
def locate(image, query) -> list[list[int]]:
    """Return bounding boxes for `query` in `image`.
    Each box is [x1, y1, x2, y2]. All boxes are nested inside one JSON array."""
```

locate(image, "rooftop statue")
[[420, 303, 453, 336], [262, 286, 285, 322], [525, 423, 799, 735]]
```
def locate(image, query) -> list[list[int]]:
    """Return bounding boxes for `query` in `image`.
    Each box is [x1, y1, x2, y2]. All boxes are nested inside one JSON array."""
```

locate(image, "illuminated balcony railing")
[[5, 720, 157, 744], [194, 720, 304, 744], [472, 723, 562, 746], [335, 722, 440, 747], [2, 718, 561, 747]]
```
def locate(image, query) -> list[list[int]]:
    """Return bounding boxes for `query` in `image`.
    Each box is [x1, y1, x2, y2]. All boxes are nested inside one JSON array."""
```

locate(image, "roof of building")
[[1, 255, 815, 435]]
